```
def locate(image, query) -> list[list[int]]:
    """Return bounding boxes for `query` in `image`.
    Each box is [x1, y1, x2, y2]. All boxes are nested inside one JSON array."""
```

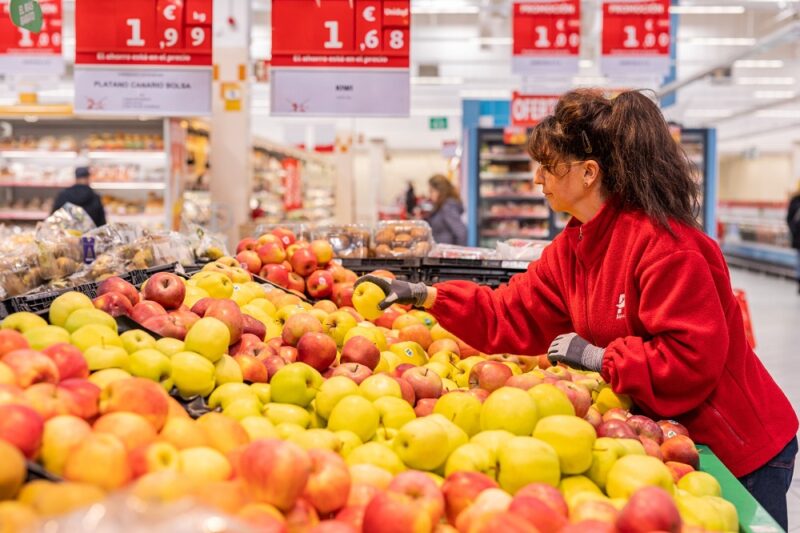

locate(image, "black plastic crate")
[[339, 258, 422, 282], [421, 258, 527, 288], [0, 281, 100, 320]]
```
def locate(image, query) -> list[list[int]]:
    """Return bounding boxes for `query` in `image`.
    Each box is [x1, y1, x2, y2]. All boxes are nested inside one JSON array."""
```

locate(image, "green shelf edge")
[[698, 445, 784, 533]]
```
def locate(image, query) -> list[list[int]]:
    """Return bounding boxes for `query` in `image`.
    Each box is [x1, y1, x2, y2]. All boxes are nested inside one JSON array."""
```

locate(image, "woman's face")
[[533, 159, 591, 214], [429, 187, 440, 203]]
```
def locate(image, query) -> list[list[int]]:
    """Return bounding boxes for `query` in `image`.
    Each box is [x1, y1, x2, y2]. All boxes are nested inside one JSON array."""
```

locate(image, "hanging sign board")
[[512, 0, 580, 77], [73, 0, 213, 116], [270, 0, 411, 117], [0, 0, 63, 75], [600, 0, 671, 79], [511, 93, 560, 127]]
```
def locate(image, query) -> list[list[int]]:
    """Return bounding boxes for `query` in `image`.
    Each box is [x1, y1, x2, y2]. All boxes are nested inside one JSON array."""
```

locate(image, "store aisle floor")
[[729, 268, 800, 529]]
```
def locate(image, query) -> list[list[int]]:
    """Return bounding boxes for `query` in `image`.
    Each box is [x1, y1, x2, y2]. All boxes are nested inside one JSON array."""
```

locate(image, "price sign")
[[271, 0, 411, 117], [73, 0, 213, 116], [600, 0, 671, 78], [512, 0, 580, 77], [511, 93, 560, 127], [0, 0, 63, 75]]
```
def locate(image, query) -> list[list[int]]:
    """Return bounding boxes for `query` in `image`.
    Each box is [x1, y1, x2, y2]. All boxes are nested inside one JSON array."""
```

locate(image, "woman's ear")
[[583, 160, 602, 188]]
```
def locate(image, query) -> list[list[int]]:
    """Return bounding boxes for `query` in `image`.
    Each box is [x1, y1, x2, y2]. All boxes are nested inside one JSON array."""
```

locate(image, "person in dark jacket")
[[426, 174, 467, 245], [405, 181, 417, 217], [52, 167, 106, 227], [786, 187, 800, 292]]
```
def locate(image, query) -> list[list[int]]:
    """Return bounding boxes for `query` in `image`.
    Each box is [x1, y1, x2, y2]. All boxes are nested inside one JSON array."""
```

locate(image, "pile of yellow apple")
[[0, 265, 740, 532]]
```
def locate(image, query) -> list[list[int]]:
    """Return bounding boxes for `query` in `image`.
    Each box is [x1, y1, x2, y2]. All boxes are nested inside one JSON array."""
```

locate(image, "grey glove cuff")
[[580, 343, 605, 372], [409, 282, 430, 308]]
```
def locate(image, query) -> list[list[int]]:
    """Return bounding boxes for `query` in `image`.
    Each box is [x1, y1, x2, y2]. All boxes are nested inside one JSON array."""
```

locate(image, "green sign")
[[9, 0, 43, 33], [429, 117, 448, 130]]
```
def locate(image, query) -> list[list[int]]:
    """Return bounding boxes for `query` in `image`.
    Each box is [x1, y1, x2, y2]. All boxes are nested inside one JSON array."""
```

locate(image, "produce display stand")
[[698, 446, 784, 533], [339, 257, 529, 287]]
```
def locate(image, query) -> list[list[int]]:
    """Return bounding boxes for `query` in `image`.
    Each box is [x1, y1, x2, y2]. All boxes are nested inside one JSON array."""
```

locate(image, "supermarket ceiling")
[[7, 0, 800, 153]]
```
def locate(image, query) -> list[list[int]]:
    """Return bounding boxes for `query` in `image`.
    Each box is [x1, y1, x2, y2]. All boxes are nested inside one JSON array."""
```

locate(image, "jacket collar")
[[563, 198, 621, 265]]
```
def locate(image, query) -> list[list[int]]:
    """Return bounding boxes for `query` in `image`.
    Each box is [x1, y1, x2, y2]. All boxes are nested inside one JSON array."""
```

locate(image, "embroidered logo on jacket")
[[616, 294, 626, 320]]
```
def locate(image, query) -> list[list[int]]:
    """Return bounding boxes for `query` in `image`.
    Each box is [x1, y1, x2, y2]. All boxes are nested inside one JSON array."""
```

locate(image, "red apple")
[[288, 273, 306, 294], [58, 378, 101, 421], [441, 471, 499, 525], [239, 439, 311, 511], [271, 228, 297, 248], [332, 282, 355, 308], [142, 273, 185, 310], [665, 461, 694, 483], [660, 435, 699, 469], [469, 512, 538, 533], [639, 436, 663, 461], [285, 498, 320, 531], [505, 373, 544, 391], [297, 332, 338, 372], [509, 495, 567, 532], [310, 240, 334, 266], [465, 388, 489, 403], [142, 315, 188, 340], [339, 306, 363, 323], [627, 415, 664, 444], [414, 398, 437, 417], [131, 300, 168, 324], [236, 237, 259, 254], [0, 403, 44, 458], [597, 419, 638, 439], [2, 349, 59, 387], [326, 264, 349, 284], [469, 361, 512, 392], [375, 307, 404, 329], [428, 339, 460, 357], [616, 486, 682, 533], [307, 270, 334, 299], [602, 408, 630, 423], [340, 336, 380, 370], [0, 383, 24, 406], [42, 343, 89, 380], [314, 300, 338, 314], [190, 297, 215, 317], [369, 269, 396, 280], [571, 499, 619, 524], [658, 420, 690, 440], [584, 407, 602, 429], [205, 299, 244, 345], [515, 483, 568, 518], [553, 380, 592, 418], [99, 377, 169, 431], [402, 367, 443, 400], [393, 376, 416, 406], [231, 333, 269, 357], [281, 260, 294, 273], [331, 363, 372, 385], [398, 325, 433, 351], [310, 521, 358, 533], [237, 250, 262, 274], [242, 314, 267, 341], [97, 276, 140, 307], [336, 506, 366, 532], [303, 449, 351, 515], [23, 382, 78, 420], [291, 249, 317, 278], [235, 353, 269, 383], [170, 307, 201, 329], [278, 346, 298, 363], [92, 291, 134, 318], [260, 264, 290, 288], [561, 520, 616, 533], [282, 313, 324, 347], [0, 330, 28, 358], [263, 355, 286, 381], [363, 471, 444, 532], [257, 241, 287, 265]]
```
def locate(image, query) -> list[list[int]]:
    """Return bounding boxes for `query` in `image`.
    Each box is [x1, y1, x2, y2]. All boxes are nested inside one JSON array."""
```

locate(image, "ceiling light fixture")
[[737, 76, 796, 85], [754, 109, 800, 118], [684, 109, 734, 118], [734, 60, 785, 68], [670, 6, 745, 14], [754, 90, 796, 99]]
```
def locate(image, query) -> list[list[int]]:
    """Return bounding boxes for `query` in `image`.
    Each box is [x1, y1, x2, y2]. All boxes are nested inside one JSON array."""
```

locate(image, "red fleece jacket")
[[431, 201, 797, 477]]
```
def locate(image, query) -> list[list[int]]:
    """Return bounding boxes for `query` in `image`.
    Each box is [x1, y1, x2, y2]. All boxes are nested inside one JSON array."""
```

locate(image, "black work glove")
[[354, 275, 431, 310], [547, 332, 605, 371]]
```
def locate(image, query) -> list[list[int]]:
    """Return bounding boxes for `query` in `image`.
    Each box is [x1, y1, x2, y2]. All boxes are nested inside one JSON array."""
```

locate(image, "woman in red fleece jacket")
[[357, 89, 798, 528]]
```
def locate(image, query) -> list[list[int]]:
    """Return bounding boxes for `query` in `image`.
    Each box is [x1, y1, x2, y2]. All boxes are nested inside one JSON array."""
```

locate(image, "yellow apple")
[[533, 415, 596, 475], [605, 455, 675, 499], [178, 447, 232, 483], [352, 282, 385, 320], [49, 292, 94, 328]]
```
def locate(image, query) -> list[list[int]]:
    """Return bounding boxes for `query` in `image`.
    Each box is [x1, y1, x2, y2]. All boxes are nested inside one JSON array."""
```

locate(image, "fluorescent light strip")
[[686, 37, 756, 46], [670, 6, 745, 14], [684, 109, 733, 118], [734, 60, 785, 68], [755, 109, 800, 118], [754, 90, 796, 99], [737, 77, 796, 85]]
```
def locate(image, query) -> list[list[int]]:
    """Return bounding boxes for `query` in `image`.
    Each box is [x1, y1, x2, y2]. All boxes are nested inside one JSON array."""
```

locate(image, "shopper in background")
[[357, 89, 798, 528], [426, 174, 467, 245], [52, 166, 106, 227], [405, 181, 417, 218], [786, 184, 800, 292]]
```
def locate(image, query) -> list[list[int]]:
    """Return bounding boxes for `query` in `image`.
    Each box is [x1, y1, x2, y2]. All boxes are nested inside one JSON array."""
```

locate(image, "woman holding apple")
[[356, 89, 798, 528]]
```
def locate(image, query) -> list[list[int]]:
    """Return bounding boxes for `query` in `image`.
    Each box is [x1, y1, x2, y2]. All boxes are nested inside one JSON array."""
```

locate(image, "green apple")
[[288, 428, 341, 452], [155, 338, 185, 357], [345, 326, 387, 352], [263, 403, 311, 428], [470, 430, 516, 456], [1, 311, 48, 333], [129, 349, 171, 383], [208, 383, 256, 410], [223, 397, 263, 420], [70, 324, 122, 353], [496, 436, 561, 494], [375, 351, 402, 373], [559, 475, 604, 508], [430, 350, 461, 368], [307, 402, 326, 429], [323, 311, 359, 347], [170, 351, 216, 399], [64, 308, 118, 334], [605, 455, 675, 499], [587, 437, 621, 490], [441, 378, 458, 393], [434, 391, 482, 437], [184, 317, 230, 363], [359, 374, 402, 402], [327, 395, 379, 443], [248, 298, 277, 318], [270, 363, 323, 407], [423, 361, 452, 380], [427, 414, 469, 457], [24, 325, 70, 350], [240, 416, 278, 441], [346, 442, 406, 475], [214, 354, 244, 386], [393, 417, 450, 471], [190, 271, 233, 299], [315, 376, 360, 419], [250, 383, 271, 405], [83, 344, 130, 372], [352, 281, 385, 321], [275, 423, 307, 440], [372, 427, 399, 447], [528, 384, 575, 418], [373, 396, 416, 430], [121, 330, 157, 354], [336, 431, 363, 458], [615, 439, 645, 457], [454, 356, 484, 387], [388, 341, 427, 366], [49, 292, 94, 328], [480, 387, 538, 436], [677, 471, 722, 498], [533, 415, 596, 475], [444, 442, 497, 479], [88, 368, 132, 390]]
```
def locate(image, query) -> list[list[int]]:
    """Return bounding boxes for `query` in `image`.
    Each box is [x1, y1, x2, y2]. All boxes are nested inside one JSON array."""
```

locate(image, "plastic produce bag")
[[36, 202, 96, 240], [429, 244, 498, 260], [182, 222, 228, 262], [311, 224, 370, 258], [495, 239, 549, 262], [372, 220, 434, 258]]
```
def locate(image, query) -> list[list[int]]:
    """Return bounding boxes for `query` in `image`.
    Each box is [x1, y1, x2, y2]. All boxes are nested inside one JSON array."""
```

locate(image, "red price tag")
[[383, 27, 408, 55], [156, 0, 184, 49], [0, 0, 62, 55], [356, 0, 383, 53], [511, 93, 560, 127], [513, 1, 580, 56], [383, 0, 410, 27], [272, 0, 355, 55], [185, 0, 211, 25], [602, 0, 670, 55]]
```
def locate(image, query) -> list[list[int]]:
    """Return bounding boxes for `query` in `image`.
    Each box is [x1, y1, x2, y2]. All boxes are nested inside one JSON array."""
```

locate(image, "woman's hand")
[[354, 275, 434, 310], [547, 332, 605, 371]]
